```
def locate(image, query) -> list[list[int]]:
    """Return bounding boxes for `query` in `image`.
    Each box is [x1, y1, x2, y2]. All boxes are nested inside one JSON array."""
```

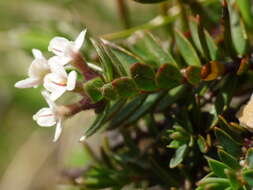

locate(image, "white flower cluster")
[[15, 30, 87, 141]]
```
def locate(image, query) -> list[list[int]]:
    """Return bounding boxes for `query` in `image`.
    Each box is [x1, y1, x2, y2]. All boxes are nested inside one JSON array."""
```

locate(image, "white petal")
[[53, 120, 63, 142], [50, 88, 66, 101], [15, 77, 41, 88], [32, 49, 44, 59], [28, 58, 49, 78], [48, 56, 71, 66], [33, 108, 56, 127], [74, 29, 86, 51], [50, 63, 68, 79], [66, 71, 77, 91], [48, 37, 70, 56], [44, 74, 65, 93], [41, 91, 56, 109]]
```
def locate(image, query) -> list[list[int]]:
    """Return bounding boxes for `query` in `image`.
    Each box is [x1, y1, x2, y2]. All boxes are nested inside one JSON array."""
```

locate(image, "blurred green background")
[[0, 0, 158, 189]]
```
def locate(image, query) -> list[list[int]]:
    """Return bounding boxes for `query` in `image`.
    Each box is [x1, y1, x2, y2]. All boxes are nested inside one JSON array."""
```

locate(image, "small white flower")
[[15, 49, 50, 88], [33, 91, 63, 142], [44, 63, 77, 101], [48, 30, 86, 60], [48, 55, 71, 67]]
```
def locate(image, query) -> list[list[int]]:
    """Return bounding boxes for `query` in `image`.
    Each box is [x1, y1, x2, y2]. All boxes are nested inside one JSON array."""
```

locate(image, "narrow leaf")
[[218, 149, 240, 170], [175, 30, 201, 66], [215, 127, 241, 157], [169, 144, 188, 168], [207, 157, 231, 178]]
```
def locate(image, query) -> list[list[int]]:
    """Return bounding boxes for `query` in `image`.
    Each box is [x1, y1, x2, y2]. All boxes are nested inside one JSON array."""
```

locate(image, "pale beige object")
[[236, 96, 253, 130]]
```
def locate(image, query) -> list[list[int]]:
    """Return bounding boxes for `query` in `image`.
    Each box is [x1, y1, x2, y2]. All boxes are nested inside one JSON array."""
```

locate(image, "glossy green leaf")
[[215, 127, 241, 157], [225, 169, 240, 190], [101, 83, 118, 100], [189, 16, 208, 59], [102, 44, 128, 77], [112, 77, 138, 98], [83, 77, 104, 102], [169, 144, 188, 168], [156, 85, 187, 111], [197, 135, 208, 153], [128, 31, 177, 67], [243, 170, 253, 187], [103, 39, 140, 74], [108, 95, 147, 129], [185, 66, 201, 85], [218, 149, 240, 170], [236, 0, 253, 28], [155, 64, 183, 89], [123, 92, 165, 126], [175, 30, 201, 66], [130, 62, 157, 91], [227, 0, 248, 56], [167, 140, 181, 149], [204, 30, 220, 61], [84, 104, 110, 138], [91, 39, 114, 82], [207, 157, 231, 178], [102, 100, 127, 124], [198, 177, 230, 187]]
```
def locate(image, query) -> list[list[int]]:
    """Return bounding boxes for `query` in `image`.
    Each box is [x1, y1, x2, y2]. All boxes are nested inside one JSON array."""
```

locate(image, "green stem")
[[116, 0, 131, 29], [101, 14, 178, 40]]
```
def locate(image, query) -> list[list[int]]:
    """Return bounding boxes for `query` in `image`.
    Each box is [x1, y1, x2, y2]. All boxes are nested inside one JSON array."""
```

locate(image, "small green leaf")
[[184, 66, 201, 85], [155, 64, 183, 89], [246, 148, 253, 168], [91, 39, 114, 82], [123, 92, 165, 126], [207, 157, 231, 178], [197, 135, 208, 153], [128, 31, 177, 67], [84, 104, 110, 138], [167, 140, 181, 149], [236, 0, 253, 28], [189, 16, 209, 59], [101, 83, 118, 100], [130, 62, 157, 91], [112, 77, 138, 98], [225, 169, 240, 190], [243, 170, 253, 187], [108, 95, 147, 129], [204, 30, 220, 61], [198, 177, 230, 188], [218, 149, 240, 170], [215, 127, 241, 157], [175, 30, 201, 66], [83, 77, 104, 102], [227, 0, 248, 56], [102, 45, 128, 77], [103, 39, 140, 75], [156, 85, 187, 112], [169, 144, 188, 168]]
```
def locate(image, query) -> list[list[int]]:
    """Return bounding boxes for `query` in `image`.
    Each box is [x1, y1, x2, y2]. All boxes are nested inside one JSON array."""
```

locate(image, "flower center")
[[52, 48, 63, 53], [51, 80, 67, 87]]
